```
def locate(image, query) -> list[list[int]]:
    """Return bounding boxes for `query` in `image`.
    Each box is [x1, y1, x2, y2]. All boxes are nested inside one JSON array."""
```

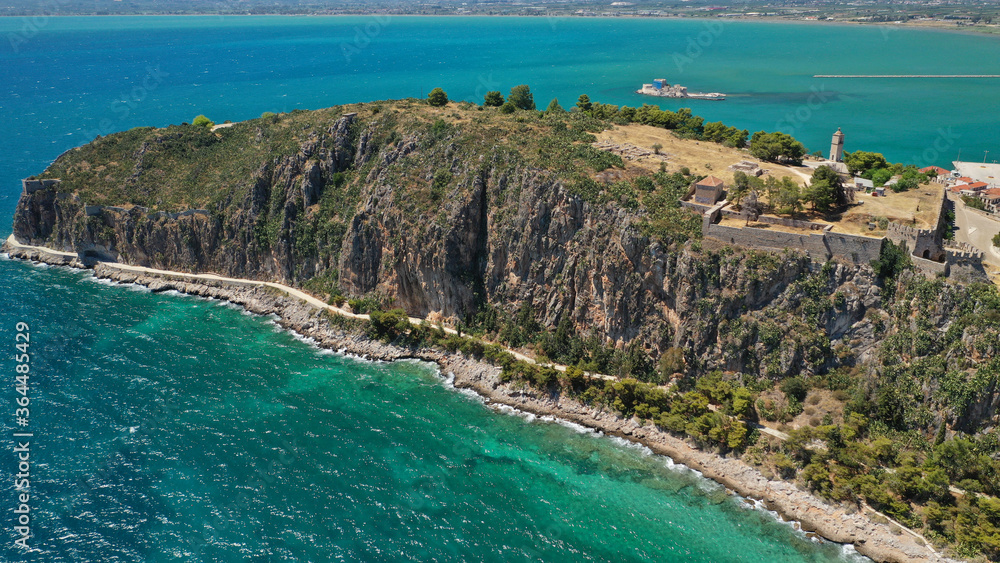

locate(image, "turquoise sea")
[[3, 15, 1000, 561]]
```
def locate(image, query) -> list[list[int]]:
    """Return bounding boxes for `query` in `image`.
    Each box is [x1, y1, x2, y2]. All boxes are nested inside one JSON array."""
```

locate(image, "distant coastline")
[[1, 12, 998, 39]]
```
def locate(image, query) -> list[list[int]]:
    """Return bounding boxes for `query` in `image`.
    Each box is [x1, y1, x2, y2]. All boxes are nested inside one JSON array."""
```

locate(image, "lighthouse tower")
[[829, 128, 845, 162]]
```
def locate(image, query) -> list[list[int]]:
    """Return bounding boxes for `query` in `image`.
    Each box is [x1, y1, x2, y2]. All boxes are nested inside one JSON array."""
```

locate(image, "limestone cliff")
[[12, 102, 891, 383]]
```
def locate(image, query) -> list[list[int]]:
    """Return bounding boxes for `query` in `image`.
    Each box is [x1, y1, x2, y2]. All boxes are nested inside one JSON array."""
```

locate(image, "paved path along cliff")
[[2, 234, 958, 563]]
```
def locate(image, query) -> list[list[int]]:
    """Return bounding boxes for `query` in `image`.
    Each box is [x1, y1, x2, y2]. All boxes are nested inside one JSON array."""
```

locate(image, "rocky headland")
[[9, 99, 1000, 561]]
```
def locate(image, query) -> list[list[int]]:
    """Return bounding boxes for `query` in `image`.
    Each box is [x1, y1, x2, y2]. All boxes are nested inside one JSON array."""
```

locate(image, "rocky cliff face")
[[12, 103, 883, 380]]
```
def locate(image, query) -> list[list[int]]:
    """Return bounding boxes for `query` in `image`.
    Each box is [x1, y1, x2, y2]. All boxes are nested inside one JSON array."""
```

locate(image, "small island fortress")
[[637, 79, 725, 101]]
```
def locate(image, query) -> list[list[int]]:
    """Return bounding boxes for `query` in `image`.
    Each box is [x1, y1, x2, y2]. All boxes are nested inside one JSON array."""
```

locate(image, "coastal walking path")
[[3, 234, 834, 447], [3, 235, 614, 382]]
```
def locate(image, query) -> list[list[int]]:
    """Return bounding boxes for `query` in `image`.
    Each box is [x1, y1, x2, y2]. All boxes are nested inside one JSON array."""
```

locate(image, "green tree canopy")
[[499, 101, 516, 114], [869, 168, 893, 186], [765, 176, 803, 215], [508, 84, 536, 111], [576, 94, 592, 112], [483, 90, 504, 107], [749, 131, 806, 164], [545, 98, 565, 113], [192, 115, 214, 129], [803, 179, 835, 211], [703, 121, 749, 148], [810, 164, 851, 207], [844, 150, 888, 176], [427, 87, 449, 107]]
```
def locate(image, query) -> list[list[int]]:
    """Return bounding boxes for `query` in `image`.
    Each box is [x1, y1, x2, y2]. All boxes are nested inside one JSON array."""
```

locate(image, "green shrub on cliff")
[[427, 88, 448, 107], [192, 114, 214, 128]]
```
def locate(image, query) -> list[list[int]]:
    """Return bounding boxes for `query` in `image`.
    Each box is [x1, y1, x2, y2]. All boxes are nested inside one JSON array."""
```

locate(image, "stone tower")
[[829, 127, 845, 162]]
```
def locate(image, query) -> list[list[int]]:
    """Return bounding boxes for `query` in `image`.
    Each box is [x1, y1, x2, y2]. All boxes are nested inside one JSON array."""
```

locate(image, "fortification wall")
[[22, 179, 59, 194], [720, 209, 830, 231], [911, 255, 947, 276], [823, 232, 884, 265], [700, 187, 984, 275], [886, 222, 943, 261], [946, 247, 988, 280], [681, 201, 711, 213], [705, 224, 831, 260]]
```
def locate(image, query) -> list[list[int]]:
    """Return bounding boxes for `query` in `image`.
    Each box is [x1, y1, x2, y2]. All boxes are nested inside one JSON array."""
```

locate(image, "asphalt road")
[[952, 195, 1000, 267]]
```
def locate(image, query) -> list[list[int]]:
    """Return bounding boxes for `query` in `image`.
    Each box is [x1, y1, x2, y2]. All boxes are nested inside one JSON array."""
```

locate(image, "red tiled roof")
[[950, 184, 969, 193], [920, 166, 950, 175], [982, 188, 1000, 199], [958, 176, 974, 183], [968, 182, 989, 189], [696, 175, 725, 188]]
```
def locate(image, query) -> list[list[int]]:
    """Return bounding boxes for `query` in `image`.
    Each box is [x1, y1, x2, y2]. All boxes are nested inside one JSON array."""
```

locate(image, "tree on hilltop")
[[844, 150, 888, 176], [750, 131, 806, 164], [576, 94, 592, 112], [743, 190, 764, 226], [803, 165, 852, 212], [545, 98, 565, 113], [427, 87, 449, 107], [192, 115, 214, 129], [729, 170, 763, 211], [483, 91, 504, 107], [508, 84, 535, 111], [764, 176, 803, 215]]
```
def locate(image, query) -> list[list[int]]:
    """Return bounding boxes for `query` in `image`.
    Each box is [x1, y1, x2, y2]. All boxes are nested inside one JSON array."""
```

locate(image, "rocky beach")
[[2, 235, 955, 563]]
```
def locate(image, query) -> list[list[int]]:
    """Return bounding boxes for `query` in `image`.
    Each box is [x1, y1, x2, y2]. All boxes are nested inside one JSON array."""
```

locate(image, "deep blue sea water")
[[3, 15, 999, 561]]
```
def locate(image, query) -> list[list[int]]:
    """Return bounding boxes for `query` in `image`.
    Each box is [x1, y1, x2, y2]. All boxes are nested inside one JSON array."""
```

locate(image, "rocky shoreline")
[[2, 240, 956, 563]]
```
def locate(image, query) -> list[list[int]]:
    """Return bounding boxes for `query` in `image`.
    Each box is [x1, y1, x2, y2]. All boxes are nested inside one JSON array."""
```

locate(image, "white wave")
[[539, 415, 600, 438], [734, 494, 872, 560], [82, 275, 118, 286], [490, 403, 537, 423], [838, 543, 871, 562]]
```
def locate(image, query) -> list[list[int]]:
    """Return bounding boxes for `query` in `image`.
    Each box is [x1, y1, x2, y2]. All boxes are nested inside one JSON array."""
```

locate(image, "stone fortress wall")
[[699, 185, 986, 278], [702, 204, 883, 266]]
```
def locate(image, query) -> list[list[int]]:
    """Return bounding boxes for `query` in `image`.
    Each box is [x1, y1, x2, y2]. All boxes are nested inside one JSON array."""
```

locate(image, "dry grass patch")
[[593, 123, 805, 183], [790, 389, 846, 430], [834, 183, 944, 235]]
